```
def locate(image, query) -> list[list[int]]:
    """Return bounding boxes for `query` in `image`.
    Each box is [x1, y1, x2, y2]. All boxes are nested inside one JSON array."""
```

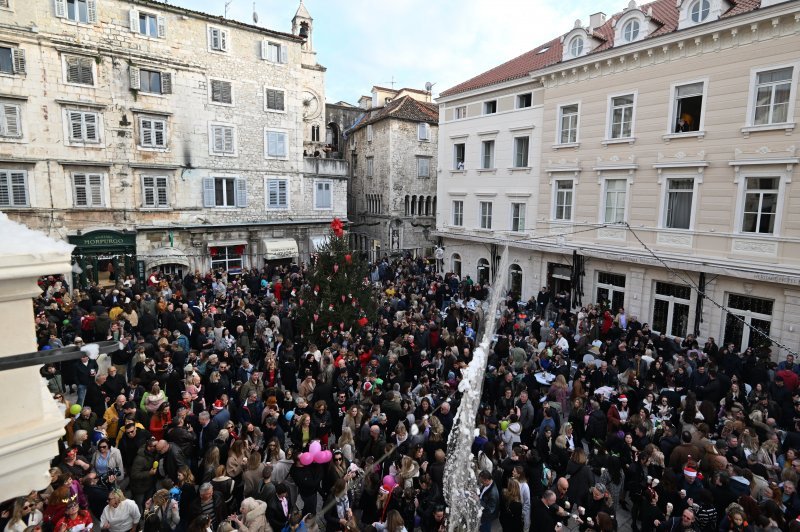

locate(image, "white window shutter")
[[54, 0, 66, 18], [161, 73, 172, 94], [140, 118, 152, 146], [220, 30, 228, 51], [12, 48, 26, 75], [142, 176, 154, 206], [235, 177, 247, 207], [261, 40, 268, 60], [156, 15, 166, 38], [211, 126, 223, 153], [156, 176, 168, 206], [154, 120, 165, 147], [84, 113, 98, 141], [73, 174, 87, 206], [89, 174, 102, 206], [87, 0, 97, 23], [69, 112, 83, 140], [202, 177, 215, 207], [276, 90, 284, 111], [223, 128, 234, 153], [280, 45, 288, 64], [129, 66, 140, 90], [2, 104, 21, 138], [129, 9, 138, 32]]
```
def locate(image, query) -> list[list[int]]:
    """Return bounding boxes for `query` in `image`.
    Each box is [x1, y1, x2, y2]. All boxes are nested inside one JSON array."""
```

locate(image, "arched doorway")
[[477, 258, 490, 285], [326, 122, 340, 155], [509, 264, 523, 299], [451, 253, 462, 277]]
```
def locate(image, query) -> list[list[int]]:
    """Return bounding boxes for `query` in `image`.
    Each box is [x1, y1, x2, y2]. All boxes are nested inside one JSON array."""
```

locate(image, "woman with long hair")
[[241, 451, 264, 499], [3, 497, 43, 532], [201, 446, 220, 484], [90, 438, 124, 488], [551, 374, 570, 414], [140, 489, 179, 532], [337, 427, 355, 462], [373, 509, 407, 532], [264, 437, 285, 464], [175, 466, 197, 531], [148, 402, 172, 441], [141, 381, 167, 416], [499, 478, 523, 531], [290, 413, 314, 451], [210, 465, 235, 514]]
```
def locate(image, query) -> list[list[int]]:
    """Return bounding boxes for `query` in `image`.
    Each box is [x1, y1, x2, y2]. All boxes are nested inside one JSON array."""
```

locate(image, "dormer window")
[[622, 19, 640, 42], [678, 0, 727, 30], [690, 0, 710, 23], [569, 37, 584, 57]]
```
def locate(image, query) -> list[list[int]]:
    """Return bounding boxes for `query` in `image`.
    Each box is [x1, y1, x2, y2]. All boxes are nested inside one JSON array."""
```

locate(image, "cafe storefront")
[[68, 230, 137, 287]]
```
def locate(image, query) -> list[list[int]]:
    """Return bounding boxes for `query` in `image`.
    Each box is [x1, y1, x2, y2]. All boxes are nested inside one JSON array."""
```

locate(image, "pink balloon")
[[314, 450, 333, 464], [299, 452, 314, 466], [383, 475, 397, 488], [309, 441, 322, 455]]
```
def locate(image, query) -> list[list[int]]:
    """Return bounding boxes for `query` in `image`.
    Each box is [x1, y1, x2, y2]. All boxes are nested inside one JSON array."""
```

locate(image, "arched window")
[[690, 0, 710, 23], [622, 19, 640, 42], [433, 196, 437, 216], [405, 195, 410, 216], [569, 36, 584, 57], [411, 196, 417, 216], [451, 253, 462, 277], [311, 124, 320, 142], [509, 264, 523, 299], [477, 258, 490, 285]]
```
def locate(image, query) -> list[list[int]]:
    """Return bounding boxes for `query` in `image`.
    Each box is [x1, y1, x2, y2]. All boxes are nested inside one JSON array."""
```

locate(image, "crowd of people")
[[2, 254, 800, 532]]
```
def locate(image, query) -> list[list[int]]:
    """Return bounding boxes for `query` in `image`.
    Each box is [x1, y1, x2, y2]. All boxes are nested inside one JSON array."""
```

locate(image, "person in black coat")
[[266, 484, 292, 531], [530, 490, 560, 532], [290, 459, 321, 515]]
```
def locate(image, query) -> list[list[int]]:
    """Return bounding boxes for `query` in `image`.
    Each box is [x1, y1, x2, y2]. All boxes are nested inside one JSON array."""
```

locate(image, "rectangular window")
[[142, 175, 168, 207], [724, 294, 774, 351], [513, 136, 529, 167], [483, 100, 497, 114], [265, 88, 285, 111], [367, 124, 373, 142], [609, 94, 634, 139], [266, 179, 288, 209], [203, 177, 246, 208], [209, 124, 235, 155], [516, 93, 532, 108], [65, 55, 93, 85], [596, 272, 626, 313], [453, 143, 465, 170], [454, 106, 466, 120], [315, 180, 332, 209], [481, 140, 494, 169], [558, 104, 579, 144], [554, 180, 574, 221], [208, 26, 229, 52], [0, 102, 22, 138], [132, 68, 171, 95], [210, 245, 243, 272], [452, 200, 464, 226], [73, 172, 103, 207], [138, 12, 157, 37], [261, 41, 287, 63], [652, 281, 691, 337], [753, 67, 793, 125], [0, 46, 25, 75], [604, 179, 627, 223], [417, 157, 430, 178], [511, 202, 526, 232], [60, 0, 97, 23], [366, 157, 374, 177], [417, 123, 430, 141], [139, 116, 166, 148], [673, 82, 704, 133], [664, 178, 694, 229], [0, 169, 28, 207], [742, 177, 779, 234], [265, 130, 287, 158], [68, 111, 99, 143], [479, 201, 493, 229], [210, 79, 233, 104]]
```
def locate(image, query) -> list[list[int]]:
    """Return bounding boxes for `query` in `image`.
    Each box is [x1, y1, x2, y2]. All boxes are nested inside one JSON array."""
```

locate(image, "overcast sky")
[[174, 0, 624, 103]]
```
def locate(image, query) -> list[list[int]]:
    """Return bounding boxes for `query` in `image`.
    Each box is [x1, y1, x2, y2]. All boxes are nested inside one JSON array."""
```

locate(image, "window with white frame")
[[55, 0, 97, 24], [0, 0, 8, 8], [477, 258, 490, 284], [136, 11, 164, 38], [210, 245, 243, 272], [558, 104, 579, 144], [314, 180, 332, 209], [752, 67, 794, 126], [0, 45, 25, 75], [261, 41, 287, 63], [622, 19, 640, 42], [0, 102, 22, 138], [210, 79, 233, 105], [203, 176, 246, 208], [664, 178, 694, 229], [0, 169, 28, 207], [452, 200, 464, 226], [265, 88, 285, 112], [597, 272, 626, 312], [453, 143, 465, 170], [652, 281, 691, 337], [454, 106, 466, 120], [517, 93, 532, 109], [511, 202, 526, 232], [609, 94, 635, 139], [266, 178, 289, 209], [741, 176, 779, 234], [479, 201, 493, 229], [723, 294, 774, 351], [483, 100, 497, 115], [451, 253, 462, 277], [513, 136, 529, 167], [264, 130, 287, 158], [366, 157, 374, 177], [64, 55, 94, 85], [554, 180, 574, 221], [141, 175, 168, 208], [672, 82, 704, 133], [209, 124, 235, 156], [689, 0, 710, 23], [417, 157, 430, 178], [67, 110, 100, 143], [481, 140, 494, 169], [73, 172, 103, 207], [569, 36, 584, 57], [603, 179, 627, 223], [139, 116, 166, 148], [130, 67, 172, 95], [418, 123, 430, 141], [208, 26, 229, 52], [366, 124, 373, 142]]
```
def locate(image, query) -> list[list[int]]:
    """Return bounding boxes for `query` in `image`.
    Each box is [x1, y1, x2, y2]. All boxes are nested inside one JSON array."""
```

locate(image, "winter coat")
[[91, 447, 125, 481], [237, 498, 271, 532], [130, 446, 158, 495]]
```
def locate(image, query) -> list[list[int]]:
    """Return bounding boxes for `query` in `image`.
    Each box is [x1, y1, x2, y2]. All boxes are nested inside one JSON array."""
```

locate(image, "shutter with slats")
[[209, 28, 219, 49], [69, 112, 83, 140], [129, 66, 140, 90], [79, 58, 93, 84], [211, 80, 232, 104], [202, 177, 215, 207], [12, 48, 25, 75], [156, 176, 168, 206], [280, 45, 288, 64], [142, 176, 155, 206], [156, 15, 166, 38], [0, 171, 9, 206], [74, 174, 88, 206], [11, 172, 27, 206], [129, 9, 139, 32], [235, 177, 247, 207], [220, 30, 228, 51], [212, 126, 224, 153], [87, 0, 97, 23], [83, 113, 98, 141], [268, 181, 278, 207], [153, 120, 165, 147], [160, 73, 172, 94], [266, 89, 284, 111], [1, 104, 21, 138], [261, 40, 268, 60], [54, 0, 66, 18], [66, 57, 80, 83], [223, 128, 234, 153], [89, 174, 102, 205], [140, 118, 153, 146]]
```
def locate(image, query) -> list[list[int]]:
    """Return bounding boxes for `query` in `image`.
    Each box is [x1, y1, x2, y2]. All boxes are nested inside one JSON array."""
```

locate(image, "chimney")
[[589, 12, 607, 31]]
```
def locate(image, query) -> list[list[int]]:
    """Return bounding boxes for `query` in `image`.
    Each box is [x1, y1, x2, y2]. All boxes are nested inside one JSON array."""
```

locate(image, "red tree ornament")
[[344, 254, 352, 264], [331, 218, 344, 238], [358, 317, 368, 327]]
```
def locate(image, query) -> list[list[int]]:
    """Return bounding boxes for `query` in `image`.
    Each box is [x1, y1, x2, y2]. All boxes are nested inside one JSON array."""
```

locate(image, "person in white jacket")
[[3, 496, 43, 532], [502, 414, 522, 447], [100, 489, 141, 532]]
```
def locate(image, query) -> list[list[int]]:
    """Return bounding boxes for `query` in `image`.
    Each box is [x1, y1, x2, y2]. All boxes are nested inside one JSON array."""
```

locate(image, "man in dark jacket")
[[478, 470, 499, 532], [189, 483, 228, 529], [267, 483, 292, 531], [657, 508, 695, 531], [129, 438, 158, 510], [290, 461, 321, 515], [155, 439, 186, 484]]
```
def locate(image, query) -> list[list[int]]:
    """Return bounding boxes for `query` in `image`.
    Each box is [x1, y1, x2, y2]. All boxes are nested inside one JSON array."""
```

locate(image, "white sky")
[[173, 0, 625, 103]]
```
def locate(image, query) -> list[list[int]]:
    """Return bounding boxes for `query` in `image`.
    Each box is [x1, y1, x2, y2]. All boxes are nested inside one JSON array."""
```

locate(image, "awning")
[[309, 235, 330, 252], [145, 246, 190, 268], [207, 240, 248, 248], [263, 238, 298, 260]]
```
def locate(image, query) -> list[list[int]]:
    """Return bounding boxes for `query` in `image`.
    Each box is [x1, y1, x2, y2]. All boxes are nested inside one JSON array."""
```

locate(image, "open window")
[[672, 81, 704, 133]]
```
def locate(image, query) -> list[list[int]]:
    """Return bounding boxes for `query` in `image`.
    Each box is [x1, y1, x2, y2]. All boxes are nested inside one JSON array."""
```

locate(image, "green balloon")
[[374, 378, 383, 386], [69, 404, 81, 415], [500, 420, 510, 431]]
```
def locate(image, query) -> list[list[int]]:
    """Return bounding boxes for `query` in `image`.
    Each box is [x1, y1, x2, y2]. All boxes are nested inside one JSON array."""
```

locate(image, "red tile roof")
[[347, 95, 439, 133], [440, 0, 762, 97]]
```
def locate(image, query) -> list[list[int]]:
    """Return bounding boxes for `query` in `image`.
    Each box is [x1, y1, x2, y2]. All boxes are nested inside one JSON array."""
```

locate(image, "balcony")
[[304, 157, 349, 178]]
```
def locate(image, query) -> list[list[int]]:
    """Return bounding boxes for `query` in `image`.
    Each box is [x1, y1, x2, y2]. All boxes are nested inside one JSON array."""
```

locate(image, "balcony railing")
[[304, 157, 349, 177]]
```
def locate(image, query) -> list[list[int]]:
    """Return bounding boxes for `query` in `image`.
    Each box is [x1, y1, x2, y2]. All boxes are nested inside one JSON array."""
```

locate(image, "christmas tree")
[[295, 218, 379, 342]]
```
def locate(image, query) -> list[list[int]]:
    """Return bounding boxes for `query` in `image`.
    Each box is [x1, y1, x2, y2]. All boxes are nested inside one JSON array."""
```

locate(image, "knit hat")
[[683, 467, 697, 478]]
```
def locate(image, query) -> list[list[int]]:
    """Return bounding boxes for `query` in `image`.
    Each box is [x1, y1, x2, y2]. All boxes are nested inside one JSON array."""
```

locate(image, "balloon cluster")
[[298, 440, 332, 465]]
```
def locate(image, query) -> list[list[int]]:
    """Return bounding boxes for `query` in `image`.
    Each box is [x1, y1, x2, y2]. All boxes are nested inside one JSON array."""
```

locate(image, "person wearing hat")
[[669, 431, 704, 475], [54, 496, 93, 532]]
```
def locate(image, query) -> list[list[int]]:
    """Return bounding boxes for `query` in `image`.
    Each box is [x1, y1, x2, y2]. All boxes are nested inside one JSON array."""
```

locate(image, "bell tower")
[[292, 0, 313, 53]]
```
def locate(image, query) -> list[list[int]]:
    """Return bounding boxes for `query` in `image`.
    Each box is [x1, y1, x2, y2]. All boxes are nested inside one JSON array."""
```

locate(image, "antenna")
[[384, 75, 396, 89], [425, 82, 436, 102], [252, 1, 258, 23], [224, 0, 233, 18]]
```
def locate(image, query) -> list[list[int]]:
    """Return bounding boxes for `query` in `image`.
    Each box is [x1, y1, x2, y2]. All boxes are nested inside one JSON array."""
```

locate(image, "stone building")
[[0, 0, 346, 284], [437, 0, 800, 356], [346, 86, 438, 261]]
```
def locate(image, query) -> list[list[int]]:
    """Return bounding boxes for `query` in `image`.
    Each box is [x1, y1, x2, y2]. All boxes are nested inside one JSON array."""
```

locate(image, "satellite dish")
[[434, 247, 444, 260], [425, 81, 433, 92]]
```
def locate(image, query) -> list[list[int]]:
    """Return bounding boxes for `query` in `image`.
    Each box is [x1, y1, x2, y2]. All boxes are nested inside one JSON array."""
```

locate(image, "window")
[[479, 201, 493, 229], [597, 272, 625, 312], [481, 140, 494, 169], [609, 94, 635, 139], [742, 177, 778, 234], [139, 116, 166, 148], [261, 41, 287, 63], [137, 12, 165, 38], [210, 79, 233, 105], [753, 67, 793, 126], [517, 93, 532, 109], [367, 125, 373, 142], [64, 56, 93, 85], [266, 179, 289, 209], [417, 157, 430, 178], [0, 102, 21, 138], [55, 0, 97, 24], [452, 200, 464, 226], [264, 130, 287, 158], [604, 179, 627, 223], [477, 258, 490, 285], [453, 143, 465, 170], [203, 177, 246, 207], [690, 0, 710, 23], [141, 175, 168, 208], [208, 26, 229, 52], [652, 281, 691, 337], [210, 245, 243, 272], [558, 104, 579, 144], [664, 178, 694, 229], [723, 294, 774, 351], [418, 123, 430, 141], [0, 170, 28, 207], [209, 124, 235, 156], [73, 173, 103, 207], [672, 82, 704, 133], [483, 101, 497, 115], [366, 157, 374, 177], [451, 254, 462, 277], [509, 264, 523, 296], [68, 111, 99, 143], [265, 88, 285, 112], [554, 180, 574, 221], [0, 46, 25, 75], [511, 202, 526, 232], [314, 180, 332, 209], [513, 136, 529, 167], [130, 67, 172, 95], [311, 125, 320, 142], [569, 36, 584, 57], [622, 19, 640, 42], [454, 106, 466, 120]]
